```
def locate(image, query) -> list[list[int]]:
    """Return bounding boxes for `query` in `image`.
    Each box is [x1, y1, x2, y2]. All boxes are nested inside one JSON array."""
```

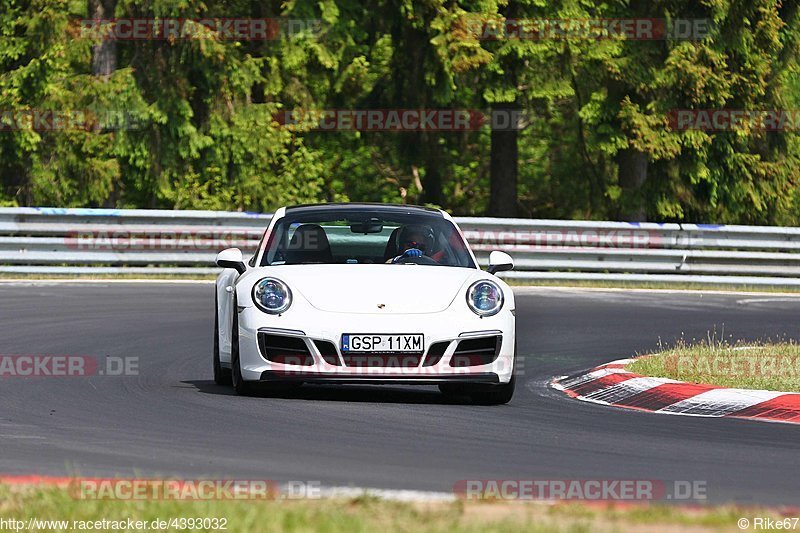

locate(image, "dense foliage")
[[1, 0, 798, 223]]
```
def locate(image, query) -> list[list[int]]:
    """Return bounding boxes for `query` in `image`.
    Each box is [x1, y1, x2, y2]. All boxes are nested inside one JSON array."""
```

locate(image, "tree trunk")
[[421, 136, 443, 206], [489, 104, 519, 217], [89, 0, 117, 76], [90, 0, 118, 207], [616, 148, 648, 221]]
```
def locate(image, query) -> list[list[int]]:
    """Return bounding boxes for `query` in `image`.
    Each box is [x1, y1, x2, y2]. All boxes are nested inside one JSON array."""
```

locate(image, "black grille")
[[313, 340, 341, 366], [449, 336, 502, 367], [257, 333, 314, 366], [342, 354, 422, 368], [422, 341, 450, 367]]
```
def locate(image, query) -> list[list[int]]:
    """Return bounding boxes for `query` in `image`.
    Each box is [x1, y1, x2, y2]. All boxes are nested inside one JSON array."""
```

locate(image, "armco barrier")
[[1, 207, 800, 286]]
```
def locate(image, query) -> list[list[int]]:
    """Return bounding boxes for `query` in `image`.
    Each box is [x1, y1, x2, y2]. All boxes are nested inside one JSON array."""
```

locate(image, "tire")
[[469, 375, 515, 405], [213, 293, 232, 386], [470, 342, 517, 405], [230, 296, 255, 396], [438, 377, 515, 404], [440, 341, 516, 405]]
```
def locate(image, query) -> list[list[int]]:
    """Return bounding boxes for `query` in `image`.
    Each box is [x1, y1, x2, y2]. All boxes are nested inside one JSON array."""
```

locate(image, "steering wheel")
[[394, 255, 439, 266]]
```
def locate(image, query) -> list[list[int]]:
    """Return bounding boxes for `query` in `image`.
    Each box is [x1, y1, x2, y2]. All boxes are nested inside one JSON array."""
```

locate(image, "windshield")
[[259, 209, 475, 268]]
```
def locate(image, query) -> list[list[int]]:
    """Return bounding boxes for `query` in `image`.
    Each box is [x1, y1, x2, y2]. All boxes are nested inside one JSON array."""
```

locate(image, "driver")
[[388, 224, 435, 263]]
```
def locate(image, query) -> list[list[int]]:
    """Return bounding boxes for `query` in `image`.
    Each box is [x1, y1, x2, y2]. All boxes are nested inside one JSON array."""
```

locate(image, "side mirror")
[[216, 248, 247, 274], [487, 250, 514, 275]]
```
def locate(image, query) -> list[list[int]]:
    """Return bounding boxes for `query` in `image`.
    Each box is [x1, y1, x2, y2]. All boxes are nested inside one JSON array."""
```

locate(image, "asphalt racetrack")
[[0, 282, 798, 504]]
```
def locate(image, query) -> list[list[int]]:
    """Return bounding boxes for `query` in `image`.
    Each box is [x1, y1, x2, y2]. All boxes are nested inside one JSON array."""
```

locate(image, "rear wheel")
[[213, 294, 232, 386]]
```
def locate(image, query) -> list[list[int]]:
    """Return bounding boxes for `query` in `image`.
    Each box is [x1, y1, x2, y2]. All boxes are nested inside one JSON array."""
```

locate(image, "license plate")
[[341, 334, 424, 353]]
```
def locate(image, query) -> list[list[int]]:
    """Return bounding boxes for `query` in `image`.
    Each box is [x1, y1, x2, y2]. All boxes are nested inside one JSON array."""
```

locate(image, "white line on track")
[[513, 286, 800, 298], [735, 297, 800, 304], [312, 486, 456, 502], [0, 279, 213, 285]]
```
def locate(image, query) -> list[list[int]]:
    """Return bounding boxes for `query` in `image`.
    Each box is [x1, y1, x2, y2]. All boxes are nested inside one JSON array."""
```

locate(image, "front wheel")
[[230, 298, 255, 396], [213, 295, 232, 386], [468, 375, 515, 405], [438, 375, 515, 405]]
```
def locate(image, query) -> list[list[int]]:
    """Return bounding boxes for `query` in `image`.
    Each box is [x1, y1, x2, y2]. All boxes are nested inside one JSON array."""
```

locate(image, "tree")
[[570, 0, 800, 222]]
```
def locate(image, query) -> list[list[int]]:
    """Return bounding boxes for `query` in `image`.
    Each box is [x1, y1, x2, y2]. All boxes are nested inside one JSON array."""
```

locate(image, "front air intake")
[[422, 341, 450, 367], [449, 336, 502, 367], [313, 340, 341, 366], [258, 333, 314, 366], [342, 354, 422, 368]]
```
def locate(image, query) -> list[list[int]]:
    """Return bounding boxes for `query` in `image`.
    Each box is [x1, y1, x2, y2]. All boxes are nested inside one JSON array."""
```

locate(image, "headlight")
[[253, 277, 292, 314], [466, 280, 504, 317]]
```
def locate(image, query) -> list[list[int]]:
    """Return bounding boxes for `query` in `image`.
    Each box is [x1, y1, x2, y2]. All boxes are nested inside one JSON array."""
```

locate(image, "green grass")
[[626, 340, 800, 392], [0, 484, 789, 532], [550, 502, 753, 528]]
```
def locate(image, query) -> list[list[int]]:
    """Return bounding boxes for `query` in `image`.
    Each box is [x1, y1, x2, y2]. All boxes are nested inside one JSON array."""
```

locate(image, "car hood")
[[259, 264, 479, 314]]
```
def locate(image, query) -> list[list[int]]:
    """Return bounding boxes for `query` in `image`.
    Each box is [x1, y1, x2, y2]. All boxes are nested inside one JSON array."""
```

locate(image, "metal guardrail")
[[1, 207, 800, 286]]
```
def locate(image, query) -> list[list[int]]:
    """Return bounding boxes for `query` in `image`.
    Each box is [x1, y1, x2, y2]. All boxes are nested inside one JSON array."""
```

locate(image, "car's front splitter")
[[257, 370, 501, 385]]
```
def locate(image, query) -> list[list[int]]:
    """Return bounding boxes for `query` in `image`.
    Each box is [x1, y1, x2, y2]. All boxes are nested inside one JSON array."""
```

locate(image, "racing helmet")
[[396, 224, 435, 253]]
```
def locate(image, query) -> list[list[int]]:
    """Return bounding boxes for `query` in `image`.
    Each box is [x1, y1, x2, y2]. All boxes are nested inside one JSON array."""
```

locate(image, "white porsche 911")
[[213, 203, 516, 404]]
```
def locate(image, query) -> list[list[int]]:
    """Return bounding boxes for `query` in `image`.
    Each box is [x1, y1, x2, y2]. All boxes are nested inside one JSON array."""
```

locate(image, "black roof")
[[285, 202, 444, 216]]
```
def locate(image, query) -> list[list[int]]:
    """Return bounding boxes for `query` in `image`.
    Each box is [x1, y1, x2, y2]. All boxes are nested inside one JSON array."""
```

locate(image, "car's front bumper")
[[235, 306, 516, 385]]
